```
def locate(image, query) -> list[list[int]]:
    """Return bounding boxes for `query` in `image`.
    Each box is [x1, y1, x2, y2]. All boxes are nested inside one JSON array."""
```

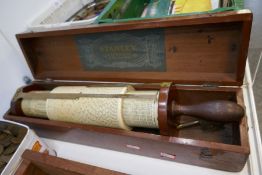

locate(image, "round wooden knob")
[[172, 100, 244, 123]]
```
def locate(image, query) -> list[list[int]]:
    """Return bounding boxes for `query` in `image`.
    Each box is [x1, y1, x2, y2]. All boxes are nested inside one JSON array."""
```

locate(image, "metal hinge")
[[174, 83, 221, 88], [34, 78, 54, 83], [45, 78, 54, 83], [23, 76, 32, 85], [201, 83, 220, 88]]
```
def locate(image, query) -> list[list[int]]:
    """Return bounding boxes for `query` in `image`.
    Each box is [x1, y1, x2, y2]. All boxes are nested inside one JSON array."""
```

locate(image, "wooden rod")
[[172, 100, 244, 123]]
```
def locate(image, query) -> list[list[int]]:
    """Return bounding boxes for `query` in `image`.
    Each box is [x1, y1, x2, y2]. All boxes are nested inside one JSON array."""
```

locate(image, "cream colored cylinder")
[[46, 86, 133, 130], [20, 86, 160, 130], [21, 91, 49, 118], [122, 91, 159, 128]]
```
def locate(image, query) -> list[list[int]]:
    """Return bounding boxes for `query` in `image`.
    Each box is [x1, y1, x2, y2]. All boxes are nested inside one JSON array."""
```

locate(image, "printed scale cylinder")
[[21, 86, 159, 130]]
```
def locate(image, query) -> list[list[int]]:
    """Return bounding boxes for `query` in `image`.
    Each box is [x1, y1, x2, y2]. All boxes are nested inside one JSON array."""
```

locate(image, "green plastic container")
[[96, 0, 244, 23]]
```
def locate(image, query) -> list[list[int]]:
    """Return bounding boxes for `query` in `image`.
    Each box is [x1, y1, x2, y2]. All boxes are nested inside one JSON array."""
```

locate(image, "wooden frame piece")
[[15, 150, 125, 175], [5, 8, 253, 173], [16, 10, 252, 86], [5, 82, 250, 172]]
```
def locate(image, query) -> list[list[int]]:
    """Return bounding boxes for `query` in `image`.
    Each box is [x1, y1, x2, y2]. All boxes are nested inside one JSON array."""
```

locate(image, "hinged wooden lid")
[[17, 10, 252, 86]]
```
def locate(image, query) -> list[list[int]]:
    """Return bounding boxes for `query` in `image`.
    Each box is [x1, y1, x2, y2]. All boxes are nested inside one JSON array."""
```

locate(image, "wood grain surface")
[[16, 10, 252, 86], [5, 82, 250, 172], [15, 150, 125, 175]]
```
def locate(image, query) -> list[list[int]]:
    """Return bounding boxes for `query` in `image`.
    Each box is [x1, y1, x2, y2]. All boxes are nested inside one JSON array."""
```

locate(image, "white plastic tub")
[[0, 120, 55, 175], [27, 0, 98, 32]]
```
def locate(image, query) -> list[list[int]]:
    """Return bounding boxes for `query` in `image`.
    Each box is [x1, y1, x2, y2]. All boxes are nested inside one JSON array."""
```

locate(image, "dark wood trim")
[[4, 83, 249, 154], [4, 113, 248, 153], [236, 16, 253, 82], [158, 86, 171, 135], [17, 10, 252, 38], [237, 89, 250, 150], [15, 160, 34, 175], [15, 150, 125, 175]]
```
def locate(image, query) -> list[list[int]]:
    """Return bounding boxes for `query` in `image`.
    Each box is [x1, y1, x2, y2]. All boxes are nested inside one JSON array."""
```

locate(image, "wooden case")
[[5, 10, 252, 172], [15, 150, 124, 175]]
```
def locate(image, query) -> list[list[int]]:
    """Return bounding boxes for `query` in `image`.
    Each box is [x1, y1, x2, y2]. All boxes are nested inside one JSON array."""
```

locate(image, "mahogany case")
[[15, 150, 125, 175], [5, 10, 252, 172]]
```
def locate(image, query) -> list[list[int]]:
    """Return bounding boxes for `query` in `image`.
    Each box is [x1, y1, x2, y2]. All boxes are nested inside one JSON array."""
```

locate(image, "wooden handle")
[[172, 100, 244, 122]]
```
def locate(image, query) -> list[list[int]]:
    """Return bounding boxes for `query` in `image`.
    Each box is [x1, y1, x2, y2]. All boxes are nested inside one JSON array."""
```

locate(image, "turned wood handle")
[[172, 100, 244, 122]]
